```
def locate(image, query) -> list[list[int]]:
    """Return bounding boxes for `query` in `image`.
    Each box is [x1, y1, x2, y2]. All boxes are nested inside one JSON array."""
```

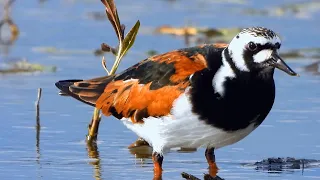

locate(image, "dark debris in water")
[[244, 157, 320, 173], [146, 50, 159, 56], [86, 11, 106, 21]]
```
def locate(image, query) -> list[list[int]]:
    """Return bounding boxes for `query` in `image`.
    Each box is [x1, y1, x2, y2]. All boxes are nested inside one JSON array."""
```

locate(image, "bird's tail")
[[55, 75, 113, 107]]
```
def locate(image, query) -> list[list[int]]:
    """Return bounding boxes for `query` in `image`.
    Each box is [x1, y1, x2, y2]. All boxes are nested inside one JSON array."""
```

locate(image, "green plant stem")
[[87, 43, 122, 144], [86, 1, 139, 144], [87, 108, 101, 143], [109, 43, 122, 74]]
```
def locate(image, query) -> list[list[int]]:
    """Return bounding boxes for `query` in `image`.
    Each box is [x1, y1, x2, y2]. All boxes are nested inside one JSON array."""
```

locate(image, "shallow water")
[[0, 0, 320, 179]]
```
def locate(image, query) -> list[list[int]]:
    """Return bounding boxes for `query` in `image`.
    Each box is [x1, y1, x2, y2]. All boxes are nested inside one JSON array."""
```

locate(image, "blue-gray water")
[[0, 0, 320, 179]]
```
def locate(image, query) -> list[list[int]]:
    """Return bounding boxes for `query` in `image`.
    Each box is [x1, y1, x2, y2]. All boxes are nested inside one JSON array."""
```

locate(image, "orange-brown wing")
[[56, 43, 227, 123], [95, 44, 224, 123], [55, 76, 114, 106]]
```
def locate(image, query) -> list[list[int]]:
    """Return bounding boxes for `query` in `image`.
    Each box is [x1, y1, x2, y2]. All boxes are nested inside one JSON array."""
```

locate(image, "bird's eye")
[[275, 42, 281, 49], [247, 42, 257, 51]]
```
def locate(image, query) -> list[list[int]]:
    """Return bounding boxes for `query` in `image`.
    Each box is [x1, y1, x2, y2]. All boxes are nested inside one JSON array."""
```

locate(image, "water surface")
[[0, 0, 320, 179]]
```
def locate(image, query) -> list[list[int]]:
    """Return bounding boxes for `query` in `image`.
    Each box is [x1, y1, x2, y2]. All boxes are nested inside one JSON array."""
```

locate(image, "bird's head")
[[226, 27, 298, 76]]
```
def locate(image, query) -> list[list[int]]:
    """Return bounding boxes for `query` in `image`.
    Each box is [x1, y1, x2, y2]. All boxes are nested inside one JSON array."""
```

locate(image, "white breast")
[[121, 89, 257, 154]]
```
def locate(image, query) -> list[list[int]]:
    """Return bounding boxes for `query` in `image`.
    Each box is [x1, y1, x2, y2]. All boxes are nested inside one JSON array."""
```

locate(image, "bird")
[[55, 27, 298, 179]]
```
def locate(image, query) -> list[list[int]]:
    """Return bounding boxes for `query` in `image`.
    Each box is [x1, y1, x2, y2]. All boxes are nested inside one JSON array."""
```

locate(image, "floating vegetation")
[[303, 61, 320, 76], [241, 1, 320, 19], [155, 25, 198, 36], [155, 25, 240, 39], [32, 46, 125, 57], [146, 50, 158, 56], [280, 47, 320, 60], [32, 46, 95, 55], [0, 59, 56, 74], [155, 25, 240, 46], [86, 11, 106, 21]]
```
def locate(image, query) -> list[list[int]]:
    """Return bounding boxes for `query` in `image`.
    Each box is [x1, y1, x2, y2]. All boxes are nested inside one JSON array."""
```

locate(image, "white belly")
[[121, 91, 257, 153]]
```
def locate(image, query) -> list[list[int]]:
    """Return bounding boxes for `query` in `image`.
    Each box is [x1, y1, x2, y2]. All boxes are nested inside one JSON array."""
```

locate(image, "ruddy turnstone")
[[55, 27, 298, 178]]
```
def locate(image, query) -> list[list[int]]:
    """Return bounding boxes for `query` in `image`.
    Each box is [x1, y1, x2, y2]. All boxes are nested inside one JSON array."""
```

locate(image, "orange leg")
[[152, 152, 163, 180], [205, 148, 219, 178]]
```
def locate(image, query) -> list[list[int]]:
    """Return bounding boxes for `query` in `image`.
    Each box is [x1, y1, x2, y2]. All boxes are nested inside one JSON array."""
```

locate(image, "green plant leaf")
[[118, 20, 140, 60], [108, 20, 140, 75]]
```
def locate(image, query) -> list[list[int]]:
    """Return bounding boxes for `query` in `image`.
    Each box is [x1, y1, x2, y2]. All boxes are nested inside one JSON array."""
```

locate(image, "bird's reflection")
[[86, 140, 226, 180], [129, 144, 153, 159], [0, 0, 19, 55], [86, 143, 102, 180], [129, 144, 201, 179]]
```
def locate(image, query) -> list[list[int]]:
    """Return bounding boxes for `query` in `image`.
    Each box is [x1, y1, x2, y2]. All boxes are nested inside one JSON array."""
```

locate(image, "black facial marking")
[[244, 43, 275, 57], [224, 48, 241, 75], [190, 46, 276, 131], [236, 35, 239, 39], [242, 42, 279, 75]]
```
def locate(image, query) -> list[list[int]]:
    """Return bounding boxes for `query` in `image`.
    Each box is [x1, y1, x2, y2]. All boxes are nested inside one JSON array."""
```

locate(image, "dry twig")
[[35, 88, 42, 163], [35, 88, 42, 122], [101, 56, 109, 74]]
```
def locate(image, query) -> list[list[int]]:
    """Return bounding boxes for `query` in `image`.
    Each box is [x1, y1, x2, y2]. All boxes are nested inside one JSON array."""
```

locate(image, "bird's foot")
[[208, 163, 219, 177]]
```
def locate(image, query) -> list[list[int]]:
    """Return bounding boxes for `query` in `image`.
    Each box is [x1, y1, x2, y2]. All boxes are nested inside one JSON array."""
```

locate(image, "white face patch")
[[212, 50, 236, 96], [228, 28, 281, 72], [253, 49, 273, 63]]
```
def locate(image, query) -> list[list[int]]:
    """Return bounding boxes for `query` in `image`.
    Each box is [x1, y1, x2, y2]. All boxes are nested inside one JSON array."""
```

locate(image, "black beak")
[[268, 51, 299, 76]]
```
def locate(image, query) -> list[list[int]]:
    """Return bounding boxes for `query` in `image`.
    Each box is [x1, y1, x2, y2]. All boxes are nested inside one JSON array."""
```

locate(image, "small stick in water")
[[35, 88, 42, 163], [35, 88, 42, 121]]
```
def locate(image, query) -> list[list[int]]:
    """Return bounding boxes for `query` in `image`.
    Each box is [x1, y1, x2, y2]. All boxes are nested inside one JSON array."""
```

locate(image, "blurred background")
[[0, 0, 320, 179]]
